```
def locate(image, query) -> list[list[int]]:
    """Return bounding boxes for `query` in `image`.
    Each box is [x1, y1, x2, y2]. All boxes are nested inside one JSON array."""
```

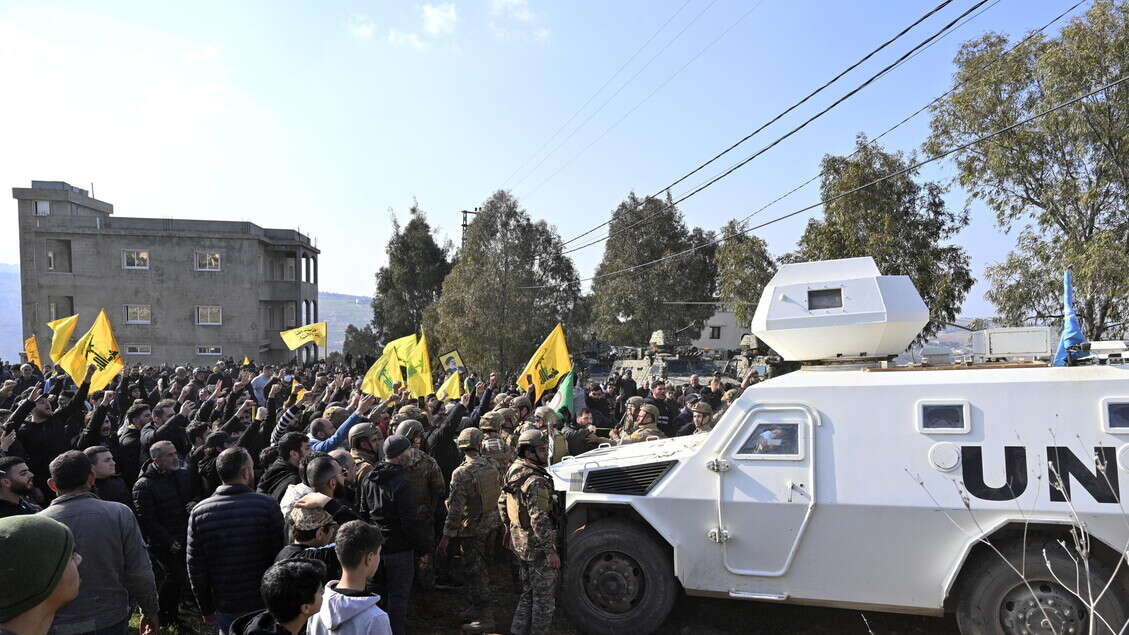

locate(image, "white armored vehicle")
[[552, 257, 1129, 635]]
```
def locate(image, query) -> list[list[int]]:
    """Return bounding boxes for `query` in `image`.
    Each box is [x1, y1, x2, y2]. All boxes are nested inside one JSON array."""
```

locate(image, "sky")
[[0, 0, 1093, 318]]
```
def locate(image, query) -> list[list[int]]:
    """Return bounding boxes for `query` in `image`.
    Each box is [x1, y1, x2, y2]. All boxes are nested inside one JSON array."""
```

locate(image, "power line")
[[562, 0, 993, 255], [521, 75, 1129, 289], [508, 0, 721, 192], [499, 0, 693, 189], [559, 0, 959, 247], [522, 0, 766, 199]]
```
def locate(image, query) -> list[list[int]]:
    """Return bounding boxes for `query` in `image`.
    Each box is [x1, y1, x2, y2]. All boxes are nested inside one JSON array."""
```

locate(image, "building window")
[[47, 250, 55, 271], [34, 200, 50, 216], [47, 239, 72, 272], [196, 305, 222, 325], [196, 345, 222, 356], [709, 326, 722, 340], [49, 302, 59, 321], [195, 251, 221, 271], [48, 296, 74, 321], [122, 250, 150, 270], [285, 257, 297, 281], [125, 305, 152, 324], [125, 344, 152, 355], [284, 302, 296, 328]]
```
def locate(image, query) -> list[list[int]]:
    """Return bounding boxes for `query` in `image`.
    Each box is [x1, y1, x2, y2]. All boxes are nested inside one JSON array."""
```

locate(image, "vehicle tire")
[[562, 517, 678, 635], [955, 535, 1129, 635]]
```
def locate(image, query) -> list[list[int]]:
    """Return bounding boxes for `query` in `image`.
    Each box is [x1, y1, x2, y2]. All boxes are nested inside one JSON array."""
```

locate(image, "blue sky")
[[0, 0, 1091, 317]]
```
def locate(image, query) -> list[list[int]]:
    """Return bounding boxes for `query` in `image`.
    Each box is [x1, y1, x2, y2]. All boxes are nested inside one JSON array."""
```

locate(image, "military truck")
[[551, 257, 1129, 635], [608, 330, 717, 387]]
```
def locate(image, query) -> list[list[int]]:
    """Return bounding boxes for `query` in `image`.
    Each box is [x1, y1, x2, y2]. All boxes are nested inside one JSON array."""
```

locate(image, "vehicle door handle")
[[785, 480, 805, 503]]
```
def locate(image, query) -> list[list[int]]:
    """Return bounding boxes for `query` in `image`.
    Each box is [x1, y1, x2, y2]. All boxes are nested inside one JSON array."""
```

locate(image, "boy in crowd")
[[307, 520, 391, 635]]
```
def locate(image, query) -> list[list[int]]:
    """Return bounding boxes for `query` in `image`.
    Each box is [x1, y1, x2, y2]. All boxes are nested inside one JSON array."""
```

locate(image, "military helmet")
[[389, 412, 410, 427], [398, 404, 424, 419], [511, 396, 532, 412], [496, 407, 518, 427], [479, 411, 501, 432], [348, 422, 381, 448], [395, 419, 424, 441], [638, 403, 660, 422], [690, 401, 714, 415], [456, 427, 484, 450], [516, 428, 548, 448], [626, 396, 644, 407], [533, 406, 558, 427]]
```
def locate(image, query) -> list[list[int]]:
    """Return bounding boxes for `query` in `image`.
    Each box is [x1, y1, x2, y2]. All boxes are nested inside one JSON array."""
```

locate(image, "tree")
[[716, 220, 777, 328], [342, 323, 379, 359], [589, 193, 717, 345], [788, 135, 974, 342], [926, 0, 1129, 338], [370, 205, 452, 347], [424, 190, 581, 374]]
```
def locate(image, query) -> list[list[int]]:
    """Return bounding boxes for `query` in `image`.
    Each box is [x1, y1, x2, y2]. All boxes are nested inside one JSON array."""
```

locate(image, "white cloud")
[[422, 3, 457, 37], [181, 44, 220, 64], [492, 0, 535, 22], [348, 14, 376, 39], [388, 29, 427, 50], [534, 27, 551, 40]]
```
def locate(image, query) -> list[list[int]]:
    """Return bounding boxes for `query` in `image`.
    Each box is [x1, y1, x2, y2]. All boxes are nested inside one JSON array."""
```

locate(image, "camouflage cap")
[[626, 396, 644, 407], [456, 426, 483, 450], [479, 411, 501, 432], [398, 404, 423, 419], [511, 396, 532, 411], [289, 506, 334, 531], [496, 407, 518, 426], [690, 401, 714, 415]]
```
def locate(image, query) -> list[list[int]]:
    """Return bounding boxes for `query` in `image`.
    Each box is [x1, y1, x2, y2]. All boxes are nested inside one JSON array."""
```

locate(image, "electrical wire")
[[519, 75, 1129, 289], [559, 0, 959, 246], [500, 0, 694, 189], [508, 0, 721, 192], [561, 0, 993, 254]]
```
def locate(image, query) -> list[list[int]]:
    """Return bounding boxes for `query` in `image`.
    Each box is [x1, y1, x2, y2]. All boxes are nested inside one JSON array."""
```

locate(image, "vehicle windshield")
[[663, 360, 717, 374]]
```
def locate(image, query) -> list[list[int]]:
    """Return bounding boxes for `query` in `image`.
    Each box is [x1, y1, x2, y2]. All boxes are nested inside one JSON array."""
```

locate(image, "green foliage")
[[589, 193, 717, 345], [716, 220, 776, 328], [371, 205, 452, 347], [342, 323, 379, 358], [927, 0, 1129, 338], [424, 190, 581, 374], [789, 135, 973, 342]]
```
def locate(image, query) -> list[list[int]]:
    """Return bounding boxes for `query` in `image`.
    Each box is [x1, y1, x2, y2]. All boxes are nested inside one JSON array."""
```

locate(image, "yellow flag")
[[383, 333, 417, 359], [24, 336, 42, 370], [436, 371, 462, 400], [404, 333, 432, 397], [47, 314, 80, 363], [242, 355, 251, 366], [361, 347, 403, 399], [280, 322, 328, 350], [58, 309, 123, 392], [517, 323, 572, 401]]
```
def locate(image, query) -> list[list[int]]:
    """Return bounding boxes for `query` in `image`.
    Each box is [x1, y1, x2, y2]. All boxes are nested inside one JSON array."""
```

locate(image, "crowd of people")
[[0, 357, 759, 635]]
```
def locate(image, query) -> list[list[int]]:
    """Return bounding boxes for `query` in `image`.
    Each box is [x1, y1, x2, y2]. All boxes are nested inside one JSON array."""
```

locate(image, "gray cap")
[[383, 434, 411, 460]]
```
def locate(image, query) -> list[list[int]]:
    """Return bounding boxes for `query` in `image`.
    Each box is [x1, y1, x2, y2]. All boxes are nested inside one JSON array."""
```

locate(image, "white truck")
[[551, 257, 1129, 635]]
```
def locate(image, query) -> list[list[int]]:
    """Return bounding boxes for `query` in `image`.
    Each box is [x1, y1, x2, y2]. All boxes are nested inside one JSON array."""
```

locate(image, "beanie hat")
[[289, 506, 334, 531], [0, 515, 75, 621], [383, 434, 411, 460]]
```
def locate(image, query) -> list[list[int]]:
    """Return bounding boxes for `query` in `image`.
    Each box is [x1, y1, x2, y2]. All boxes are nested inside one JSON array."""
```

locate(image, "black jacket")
[[132, 461, 192, 553], [187, 484, 284, 616], [257, 458, 299, 502], [117, 425, 144, 487], [358, 462, 424, 554], [562, 423, 597, 456], [230, 609, 289, 635], [13, 380, 90, 492], [94, 475, 134, 511], [644, 396, 680, 438], [425, 403, 465, 485]]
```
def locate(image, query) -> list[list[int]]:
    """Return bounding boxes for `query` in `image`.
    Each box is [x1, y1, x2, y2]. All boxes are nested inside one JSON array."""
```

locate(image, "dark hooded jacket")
[[230, 609, 291, 635], [258, 458, 300, 502], [131, 460, 192, 553], [357, 462, 425, 554]]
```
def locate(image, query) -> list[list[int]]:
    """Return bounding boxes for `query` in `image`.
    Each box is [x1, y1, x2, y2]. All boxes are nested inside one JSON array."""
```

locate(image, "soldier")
[[478, 412, 516, 478], [516, 407, 567, 465], [609, 395, 644, 443], [438, 428, 500, 634], [496, 407, 519, 446], [395, 419, 445, 591], [499, 430, 559, 635], [619, 403, 666, 445], [347, 422, 383, 484], [510, 396, 533, 426]]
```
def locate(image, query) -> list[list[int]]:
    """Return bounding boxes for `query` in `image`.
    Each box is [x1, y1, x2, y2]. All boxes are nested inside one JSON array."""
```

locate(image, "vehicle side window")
[[1101, 398, 1129, 434], [916, 400, 971, 434], [737, 423, 799, 456]]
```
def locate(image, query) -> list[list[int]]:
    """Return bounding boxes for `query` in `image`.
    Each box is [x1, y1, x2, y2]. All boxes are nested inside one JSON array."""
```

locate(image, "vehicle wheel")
[[955, 536, 1129, 635], [562, 518, 678, 635]]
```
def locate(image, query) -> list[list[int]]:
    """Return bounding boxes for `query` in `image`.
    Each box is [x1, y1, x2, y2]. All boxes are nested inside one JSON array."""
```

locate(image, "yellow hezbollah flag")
[[404, 333, 432, 398], [47, 314, 80, 364], [24, 336, 42, 370], [280, 322, 328, 350], [242, 355, 251, 366], [436, 371, 462, 401], [517, 323, 572, 401], [361, 346, 403, 399], [383, 333, 417, 359], [58, 309, 123, 392]]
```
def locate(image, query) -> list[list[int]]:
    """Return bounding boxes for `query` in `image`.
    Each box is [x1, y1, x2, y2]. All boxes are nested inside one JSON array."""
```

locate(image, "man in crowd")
[[133, 440, 192, 628], [40, 450, 159, 635], [83, 444, 134, 509], [188, 447, 285, 634], [12, 365, 93, 497], [439, 427, 500, 633], [678, 400, 715, 436], [0, 515, 82, 635], [643, 380, 679, 438], [0, 455, 39, 517], [308, 520, 392, 635], [499, 430, 560, 635], [259, 432, 309, 502], [230, 559, 325, 635], [348, 422, 384, 483], [619, 404, 667, 445], [394, 418, 445, 590]]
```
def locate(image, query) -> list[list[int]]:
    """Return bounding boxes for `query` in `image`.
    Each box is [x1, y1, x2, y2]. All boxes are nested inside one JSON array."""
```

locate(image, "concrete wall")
[[15, 183, 319, 366]]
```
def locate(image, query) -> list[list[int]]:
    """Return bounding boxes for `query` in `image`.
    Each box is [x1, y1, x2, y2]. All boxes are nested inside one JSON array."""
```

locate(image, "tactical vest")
[[462, 459, 501, 533]]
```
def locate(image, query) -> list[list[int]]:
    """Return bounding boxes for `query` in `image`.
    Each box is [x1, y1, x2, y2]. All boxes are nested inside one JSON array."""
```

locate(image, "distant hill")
[[0, 262, 370, 359]]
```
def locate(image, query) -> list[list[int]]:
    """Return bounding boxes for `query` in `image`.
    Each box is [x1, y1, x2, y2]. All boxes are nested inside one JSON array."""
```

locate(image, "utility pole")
[[460, 208, 480, 247]]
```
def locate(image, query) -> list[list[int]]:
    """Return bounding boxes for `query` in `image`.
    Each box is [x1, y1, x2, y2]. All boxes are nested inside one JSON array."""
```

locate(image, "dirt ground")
[[408, 560, 961, 635]]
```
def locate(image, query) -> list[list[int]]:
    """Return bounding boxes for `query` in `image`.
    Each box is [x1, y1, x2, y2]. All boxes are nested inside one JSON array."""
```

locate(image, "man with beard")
[[499, 430, 560, 635], [0, 456, 39, 517], [259, 432, 310, 502], [133, 440, 192, 629], [11, 365, 94, 497], [348, 423, 383, 484]]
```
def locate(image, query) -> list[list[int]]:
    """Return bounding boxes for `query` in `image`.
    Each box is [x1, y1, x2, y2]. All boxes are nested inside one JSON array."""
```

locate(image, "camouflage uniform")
[[515, 407, 568, 465], [347, 422, 384, 483], [444, 429, 501, 630], [619, 404, 666, 445], [500, 451, 559, 635], [479, 413, 517, 480]]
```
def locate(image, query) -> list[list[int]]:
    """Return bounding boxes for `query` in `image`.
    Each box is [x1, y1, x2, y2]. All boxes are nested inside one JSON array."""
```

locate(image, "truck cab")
[[551, 257, 1129, 635]]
